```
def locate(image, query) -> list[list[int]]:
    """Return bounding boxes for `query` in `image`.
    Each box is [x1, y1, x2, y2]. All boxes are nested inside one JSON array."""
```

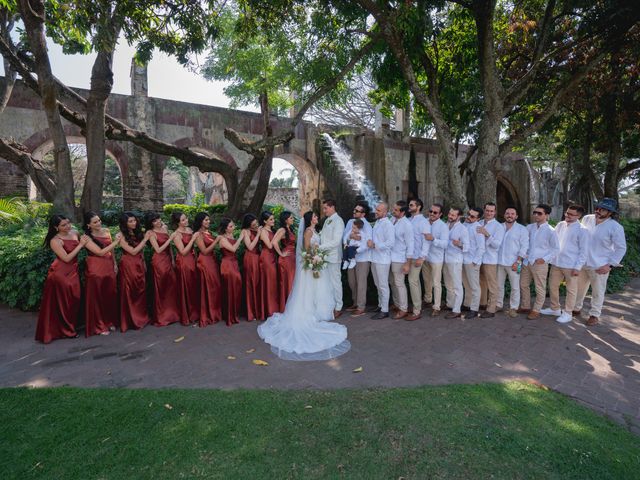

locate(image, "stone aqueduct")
[[0, 73, 535, 221]]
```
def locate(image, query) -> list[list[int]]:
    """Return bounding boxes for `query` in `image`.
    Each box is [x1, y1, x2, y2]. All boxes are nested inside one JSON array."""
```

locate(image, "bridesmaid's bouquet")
[[301, 246, 328, 278]]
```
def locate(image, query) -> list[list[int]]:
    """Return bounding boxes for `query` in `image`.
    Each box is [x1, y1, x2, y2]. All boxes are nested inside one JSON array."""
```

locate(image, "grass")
[[1, 382, 638, 479]]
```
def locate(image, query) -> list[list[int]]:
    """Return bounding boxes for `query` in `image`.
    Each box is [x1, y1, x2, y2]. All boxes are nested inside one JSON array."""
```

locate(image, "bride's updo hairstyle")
[[303, 211, 318, 232], [259, 211, 273, 227]]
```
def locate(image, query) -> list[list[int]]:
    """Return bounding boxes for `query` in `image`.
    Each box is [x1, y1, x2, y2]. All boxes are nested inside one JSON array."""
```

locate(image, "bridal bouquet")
[[301, 246, 328, 278]]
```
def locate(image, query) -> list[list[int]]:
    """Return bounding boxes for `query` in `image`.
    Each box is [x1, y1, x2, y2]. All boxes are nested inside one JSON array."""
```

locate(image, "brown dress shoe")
[[405, 312, 422, 321], [345, 304, 358, 312], [527, 310, 540, 320], [430, 309, 441, 317], [394, 310, 408, 320], [479, 311, 495, 318], [572, 310, 581, 317], [517, 308, 531, 314], [585, 316, 599, 326], [390, 304, 400, 312], [422, 301, 433, 309], [445, 312, 462, 319], [333, 309, 343, 319], [350, 309, 366, 317]]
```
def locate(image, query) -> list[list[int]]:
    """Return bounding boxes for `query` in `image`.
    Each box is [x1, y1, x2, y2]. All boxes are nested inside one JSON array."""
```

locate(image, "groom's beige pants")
[[327, 262, 343, 310]]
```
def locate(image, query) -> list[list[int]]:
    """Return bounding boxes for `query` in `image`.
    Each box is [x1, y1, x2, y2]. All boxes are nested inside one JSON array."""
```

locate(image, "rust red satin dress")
[[175, 232, 200, 325], [84, 235, 118, 336], [35, 238, 81, 343], [197, 232, 222, 326], [150, 232, 180, 326], [119, 240, 150, 332], [277, 230, 297, 311], [258, 230, 279, 320], [243, 231, 261, 321], [220, 244, 242, 325]]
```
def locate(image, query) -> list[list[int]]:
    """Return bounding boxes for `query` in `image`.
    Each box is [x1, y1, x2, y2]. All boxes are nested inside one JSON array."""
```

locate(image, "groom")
[[320, 198, 346, 318]]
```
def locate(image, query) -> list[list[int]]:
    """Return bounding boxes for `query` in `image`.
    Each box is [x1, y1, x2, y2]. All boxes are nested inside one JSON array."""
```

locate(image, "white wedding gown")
[[257, 226, 351, 361]]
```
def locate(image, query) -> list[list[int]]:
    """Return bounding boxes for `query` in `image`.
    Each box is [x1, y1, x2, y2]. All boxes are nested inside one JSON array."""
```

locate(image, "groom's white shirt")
[[320, 212, 345, 263]]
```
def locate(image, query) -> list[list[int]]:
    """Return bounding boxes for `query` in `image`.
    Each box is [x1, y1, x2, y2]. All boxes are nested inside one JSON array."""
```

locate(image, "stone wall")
[[264, 187, 300, 214], [0, 160, 29, 197]]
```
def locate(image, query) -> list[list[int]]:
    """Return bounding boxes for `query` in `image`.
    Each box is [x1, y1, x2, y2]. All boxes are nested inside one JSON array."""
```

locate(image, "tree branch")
[[0, 137, 56, 200]]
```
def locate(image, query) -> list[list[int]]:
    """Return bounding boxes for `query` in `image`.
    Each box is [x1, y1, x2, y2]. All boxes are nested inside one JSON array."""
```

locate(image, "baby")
[[342, 219, 365, 270]]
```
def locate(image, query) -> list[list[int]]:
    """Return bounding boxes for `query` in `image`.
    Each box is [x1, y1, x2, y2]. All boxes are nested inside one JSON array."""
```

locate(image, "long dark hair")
[[193, 212, 209, 232], [43, 214, 69, 248], [119, 212, 143, 246], [83, 211, 104, 248], [241, 213, 257, 230], [144, 211, 161, 231], [279, 210, 293, 241], [303, 211, 318, 232], [169, 210, 185, 230], [259, 211, 273, 227], [218, 217, 232, 235]]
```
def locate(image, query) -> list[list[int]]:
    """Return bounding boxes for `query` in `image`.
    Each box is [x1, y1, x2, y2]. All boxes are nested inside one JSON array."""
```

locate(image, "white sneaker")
[[348, 259, 357, 269], [556, 311, 572, 324], [540, 308, 561, 316], [342, 261, 349, 270]]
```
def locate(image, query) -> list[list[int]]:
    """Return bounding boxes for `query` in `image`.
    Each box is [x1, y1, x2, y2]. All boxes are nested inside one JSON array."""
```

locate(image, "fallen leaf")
[[227, 355, 236, 360], [353, 366, 363, 373], [304, 405, 313, 409], [164, 404, 173, 410], [494, 362, 502, 368], [252, 359, 269, 366], [245, 348, 256, 353], [101, 437, 111, 443], [174, 336, 185, 343]]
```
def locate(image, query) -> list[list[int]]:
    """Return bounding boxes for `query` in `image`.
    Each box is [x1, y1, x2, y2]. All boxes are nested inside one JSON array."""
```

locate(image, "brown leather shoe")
[[405, 312, 422, 321], [422, 301, 433, 309], [430, 309, 441, 317], [572, 310, 581, 317], [527, 310, 540, 320], [585, 315, 599, 326], [350, 309, 366, 317], [445, 312, 462, 319], [479, 311, 495, 318], [394, 310, 408, 320], [345, 304, 358, 312], [517, 308, 531, 314], [333, 309, 343, 319], [390, 304, 399, 313]]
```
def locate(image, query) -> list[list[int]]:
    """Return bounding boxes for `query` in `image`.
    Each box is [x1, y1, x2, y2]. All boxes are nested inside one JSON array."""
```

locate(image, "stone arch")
[[496, 175, 526, 223], [271, 153, 321, 215]]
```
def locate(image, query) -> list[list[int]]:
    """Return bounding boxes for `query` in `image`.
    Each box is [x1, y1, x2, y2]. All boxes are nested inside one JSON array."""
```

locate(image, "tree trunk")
[[472, 119, 502, 207], [246, 150, 273, 215], [0, 10, 16, 114], [601, 92, 622, 201], [19, 0, 75, 218]]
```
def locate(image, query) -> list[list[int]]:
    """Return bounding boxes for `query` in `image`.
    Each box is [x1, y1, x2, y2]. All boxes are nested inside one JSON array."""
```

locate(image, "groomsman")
[[389, 201, 414, 319], [406, 199, 430, 321], [368, 203, 395, 320], [462, 207, 486, 319], [478, 202, 505, 318], [518, 204, 558, 319], [343, 201, 373, 318], [443, 208, 469, 318], [422, 203, 449, 316], [495, 207, 528, 318], [542, 204, 588, 324], [574, 198, 627, 326]]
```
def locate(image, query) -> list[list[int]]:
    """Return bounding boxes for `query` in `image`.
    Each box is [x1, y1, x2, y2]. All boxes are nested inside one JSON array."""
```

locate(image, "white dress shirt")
[[425, 219, 449, 264], [445, 221, 469, 264], [343, 218, 373, 262], [552, 221, 589, 270], [581, 215, 627, 268], [525, 222, 559, 265], [463, 221, 486, 265], [497, 222, 529, 266], [479, 219, 505, 264], [391, 216, 415, 263], [370, 216, 395, 265], [410, 214, 429, 259]]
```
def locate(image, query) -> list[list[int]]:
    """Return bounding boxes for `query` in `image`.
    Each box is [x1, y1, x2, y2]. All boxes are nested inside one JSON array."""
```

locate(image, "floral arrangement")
[[301, 245, 328, 278]]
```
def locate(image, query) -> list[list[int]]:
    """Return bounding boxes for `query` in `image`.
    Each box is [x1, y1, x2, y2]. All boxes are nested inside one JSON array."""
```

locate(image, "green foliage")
[[162, 202, 228, 226], [0, 199, 52, 234]]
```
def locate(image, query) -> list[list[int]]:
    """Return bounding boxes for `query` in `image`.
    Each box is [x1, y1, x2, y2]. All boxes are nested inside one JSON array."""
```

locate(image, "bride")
[[258, 211, 351, 361]]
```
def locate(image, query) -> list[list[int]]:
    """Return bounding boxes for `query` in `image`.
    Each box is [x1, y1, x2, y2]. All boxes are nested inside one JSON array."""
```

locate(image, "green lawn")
[[1, 382, 638, 479]]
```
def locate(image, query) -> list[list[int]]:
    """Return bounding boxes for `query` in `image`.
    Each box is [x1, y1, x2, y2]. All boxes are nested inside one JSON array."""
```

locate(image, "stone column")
[[121, 59, 164, 212]]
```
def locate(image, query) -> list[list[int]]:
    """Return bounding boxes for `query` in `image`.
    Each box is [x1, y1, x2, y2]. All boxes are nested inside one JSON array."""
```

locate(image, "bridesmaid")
[[36, 215, 87, 343], [170, 211, 200, 325], [194, 212, 222, 327], [272, 211, 296, 311], [241, 214, 262, 322], [82, 211, 120, 336], [218, 218, 244, 325], [258, 211, 279, 320], [145, 212, 180, 327], [117, 212, 152, 332]]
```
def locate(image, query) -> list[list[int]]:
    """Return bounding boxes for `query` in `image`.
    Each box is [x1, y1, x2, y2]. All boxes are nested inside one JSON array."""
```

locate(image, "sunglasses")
[[467, 214, 478, 219], [428, 210, 440, 214], [353, 209, 364, 214]]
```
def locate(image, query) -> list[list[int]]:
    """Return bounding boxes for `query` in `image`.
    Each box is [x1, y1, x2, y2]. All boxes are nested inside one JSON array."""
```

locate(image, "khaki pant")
[[422, 261, 443, 310], [371, 262, 391, 312], [574, 268, 610, 318], [408, 261, 424, 315], [389, 262, 409, 312], [519, 262, 549, 312], [497, 265, 520, 310], [548, 265, 579, 312], [443, 262, 463, 313], [480, 264, 498, 313], [462, 263, 481, 311], [347, 261, 370, 310]]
